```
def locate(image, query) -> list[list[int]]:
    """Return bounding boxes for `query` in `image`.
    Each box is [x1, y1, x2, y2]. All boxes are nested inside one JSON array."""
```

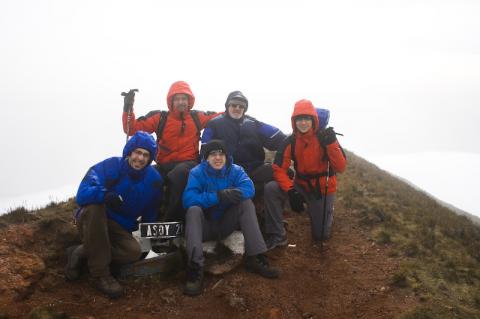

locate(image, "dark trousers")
[[156, 160, 197, 222], [248, 163, 274, 186], [264, 181, 335, 241], [77, 204, 141, 277]]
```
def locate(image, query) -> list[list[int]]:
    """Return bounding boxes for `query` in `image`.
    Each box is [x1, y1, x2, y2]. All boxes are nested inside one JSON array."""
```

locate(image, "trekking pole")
[[320, 160, 330, 253], [121, 89, 139, 143]]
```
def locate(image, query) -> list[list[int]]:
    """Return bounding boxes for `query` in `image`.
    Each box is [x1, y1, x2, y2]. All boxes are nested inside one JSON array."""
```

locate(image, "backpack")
[[156, 110, 203, 140]]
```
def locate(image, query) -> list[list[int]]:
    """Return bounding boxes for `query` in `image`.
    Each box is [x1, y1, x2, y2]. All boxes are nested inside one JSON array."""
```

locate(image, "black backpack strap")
[[290, 134, 298, 172], [190, 110, 202, 136], [156, 111, 169, 140]]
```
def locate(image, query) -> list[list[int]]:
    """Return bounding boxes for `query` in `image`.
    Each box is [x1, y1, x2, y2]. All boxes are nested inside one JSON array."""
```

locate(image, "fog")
[[1, 0, 479, 216]]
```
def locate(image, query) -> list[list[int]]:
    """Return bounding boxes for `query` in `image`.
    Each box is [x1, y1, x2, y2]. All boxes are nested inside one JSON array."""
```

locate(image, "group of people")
[[65, 81, 347, 299]]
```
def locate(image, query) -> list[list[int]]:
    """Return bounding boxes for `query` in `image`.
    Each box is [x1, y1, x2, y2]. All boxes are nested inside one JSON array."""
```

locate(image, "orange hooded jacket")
[[122, 81, 220, 164], [272, 99, 347, 194]]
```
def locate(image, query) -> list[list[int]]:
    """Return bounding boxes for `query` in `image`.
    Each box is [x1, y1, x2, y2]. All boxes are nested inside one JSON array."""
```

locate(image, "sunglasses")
[[229, 104, 246, 109]]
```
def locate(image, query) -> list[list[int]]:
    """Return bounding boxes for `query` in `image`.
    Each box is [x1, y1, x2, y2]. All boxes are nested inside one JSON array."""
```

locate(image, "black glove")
[[288, 189, 305, 213], [317, 127, 337, 147], [217, 188, 243, 205], [123, 89, 137, 112], [104, 192, 123, 212]]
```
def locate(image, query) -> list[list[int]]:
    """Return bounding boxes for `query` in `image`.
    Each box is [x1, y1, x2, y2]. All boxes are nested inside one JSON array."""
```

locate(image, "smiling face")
[[172, 94, 189, 112], [227, 98, 247, 119], [127, 148, 150, 170], [295, 115, 313, 134], [206, 150, 226, 170]]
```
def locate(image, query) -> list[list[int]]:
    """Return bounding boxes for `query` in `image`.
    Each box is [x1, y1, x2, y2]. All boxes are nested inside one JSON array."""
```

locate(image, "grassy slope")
[[338, 151, 480, 318]]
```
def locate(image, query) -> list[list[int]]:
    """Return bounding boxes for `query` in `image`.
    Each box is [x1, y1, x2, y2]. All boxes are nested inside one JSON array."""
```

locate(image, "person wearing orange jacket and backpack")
[[122, 81, 220, 222], [263, 99, 347, 250]]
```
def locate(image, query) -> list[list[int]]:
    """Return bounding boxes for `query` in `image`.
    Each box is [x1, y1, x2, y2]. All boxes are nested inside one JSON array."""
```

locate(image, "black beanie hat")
[[202, 139, 228, 160], [225, 91, 248, 111]]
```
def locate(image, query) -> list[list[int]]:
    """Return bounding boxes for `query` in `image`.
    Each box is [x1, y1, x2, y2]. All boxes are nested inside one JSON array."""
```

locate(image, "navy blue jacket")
[[201, 114, 286, 173], [76, 132, 163, 232], [182, 158, 254, 220]]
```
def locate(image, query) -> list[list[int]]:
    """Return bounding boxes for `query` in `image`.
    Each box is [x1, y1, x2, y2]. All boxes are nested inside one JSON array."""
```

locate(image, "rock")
[[228, 293, 246, 311], [159, 288, 176, 304], [267, 307, 282, 319]]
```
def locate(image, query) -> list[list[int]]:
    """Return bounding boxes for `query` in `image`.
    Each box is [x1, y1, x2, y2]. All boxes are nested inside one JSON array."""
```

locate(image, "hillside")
[[1, 151, 480, 319]]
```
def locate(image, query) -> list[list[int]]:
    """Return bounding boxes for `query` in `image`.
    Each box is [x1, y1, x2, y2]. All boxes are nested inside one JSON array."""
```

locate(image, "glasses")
[[229, 104, 246, 110], [208, 151, 225, 158], [295, 116, 312, 122]]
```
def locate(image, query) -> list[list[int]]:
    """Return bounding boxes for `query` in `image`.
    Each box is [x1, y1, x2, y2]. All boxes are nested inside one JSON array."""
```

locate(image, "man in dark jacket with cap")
[[201, 91, 286, 188], [182, 139, 279, 296], [66, 131, 163, 298]]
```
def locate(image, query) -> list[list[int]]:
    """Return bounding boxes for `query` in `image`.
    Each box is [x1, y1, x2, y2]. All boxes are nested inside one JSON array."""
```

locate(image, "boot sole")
[[266, 238, 288, 251]]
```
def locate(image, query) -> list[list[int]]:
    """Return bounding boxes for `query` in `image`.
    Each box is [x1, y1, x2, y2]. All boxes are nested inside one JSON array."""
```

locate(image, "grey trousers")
[[264, 181, 335, 241], [185, 200, 267, 267], [78, 204, 142, 277]]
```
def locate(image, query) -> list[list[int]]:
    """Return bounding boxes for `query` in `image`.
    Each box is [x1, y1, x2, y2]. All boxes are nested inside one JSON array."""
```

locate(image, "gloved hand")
[[217, 188, 243, 205], [317, 127, 337, 147], [288, 188, 305, 213], [123, 89, 137, 112], [104, 192, 123, 212]]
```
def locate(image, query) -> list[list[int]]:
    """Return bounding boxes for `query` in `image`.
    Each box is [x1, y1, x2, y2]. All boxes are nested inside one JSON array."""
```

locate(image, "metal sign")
[[139, 222, 183, 238]]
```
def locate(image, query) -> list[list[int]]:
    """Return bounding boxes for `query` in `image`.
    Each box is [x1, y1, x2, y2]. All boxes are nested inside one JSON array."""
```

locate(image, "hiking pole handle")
[[121, 89, 139, 143], [121, 89, 139, 97]]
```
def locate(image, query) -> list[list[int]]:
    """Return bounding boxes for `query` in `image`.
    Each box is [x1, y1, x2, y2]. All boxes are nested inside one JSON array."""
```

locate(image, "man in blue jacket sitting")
[[182, 140, 279, 296], [66, 131, 163, 298]]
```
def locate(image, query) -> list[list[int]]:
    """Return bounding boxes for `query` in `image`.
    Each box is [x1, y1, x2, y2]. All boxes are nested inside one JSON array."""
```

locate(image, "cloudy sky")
[[1, 0, 479, 216]]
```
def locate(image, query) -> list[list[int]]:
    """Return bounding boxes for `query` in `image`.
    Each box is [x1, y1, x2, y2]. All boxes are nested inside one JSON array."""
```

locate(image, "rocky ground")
[[0, 197, 419, 319]]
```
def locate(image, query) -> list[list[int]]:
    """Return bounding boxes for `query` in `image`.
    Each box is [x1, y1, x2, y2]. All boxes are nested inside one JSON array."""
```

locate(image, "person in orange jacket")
[[122, 81, 220, 221], [263, 99, 347, 250]]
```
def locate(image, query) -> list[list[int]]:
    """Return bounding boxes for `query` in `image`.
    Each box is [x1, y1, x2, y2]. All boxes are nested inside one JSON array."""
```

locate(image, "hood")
[[166, 81, 195, 111], [291, 99, 319, 134], [122, 131, 157, 167]]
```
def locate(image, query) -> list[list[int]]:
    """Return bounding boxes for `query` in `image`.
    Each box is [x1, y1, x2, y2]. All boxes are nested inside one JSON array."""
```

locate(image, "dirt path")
[[0, 203, 418, 318]]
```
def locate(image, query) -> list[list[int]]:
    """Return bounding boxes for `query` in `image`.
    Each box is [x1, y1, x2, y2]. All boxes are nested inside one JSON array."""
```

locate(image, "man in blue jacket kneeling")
[[66, 131, 163, 298], [182, 139, 279, 296]]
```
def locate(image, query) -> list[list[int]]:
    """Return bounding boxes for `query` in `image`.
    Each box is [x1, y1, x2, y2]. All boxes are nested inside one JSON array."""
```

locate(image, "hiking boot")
[[93, 276, 124, 299], [183, 263, 204, 296], [245, 254, 279, 279], [265, 234, 288, 250], [64, 245, 85, 281]]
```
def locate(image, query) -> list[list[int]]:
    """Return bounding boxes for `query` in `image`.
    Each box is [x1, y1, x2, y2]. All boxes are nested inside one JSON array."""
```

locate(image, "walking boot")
[[245, 254, 280, 279], [183, 263, 204, 296], [265, 234, 288, 251], [64, 245, 86, 281], [93, 275, 124, 299]]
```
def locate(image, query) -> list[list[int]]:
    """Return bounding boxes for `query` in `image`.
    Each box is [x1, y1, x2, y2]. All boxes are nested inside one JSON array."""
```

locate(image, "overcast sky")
[[1, 0, 479, 215]]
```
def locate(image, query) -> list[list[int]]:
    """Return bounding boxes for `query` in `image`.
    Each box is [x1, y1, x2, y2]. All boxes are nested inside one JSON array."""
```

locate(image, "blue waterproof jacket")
[[76, 132, 163, 232], [201, 114, 286, 173], [182, 158, 254, 220]]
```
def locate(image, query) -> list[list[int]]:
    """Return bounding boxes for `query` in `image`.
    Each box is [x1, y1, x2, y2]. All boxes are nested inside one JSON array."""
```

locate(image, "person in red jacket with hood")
[[122, 81, 220, 222], [263, 99, 347, 250]]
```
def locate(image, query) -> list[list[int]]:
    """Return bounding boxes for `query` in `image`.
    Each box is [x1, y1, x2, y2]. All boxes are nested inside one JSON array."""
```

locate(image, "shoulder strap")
[[190, 110, 202, 136], [156, 111, 169, 140], [290, 135, 298, 172]]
